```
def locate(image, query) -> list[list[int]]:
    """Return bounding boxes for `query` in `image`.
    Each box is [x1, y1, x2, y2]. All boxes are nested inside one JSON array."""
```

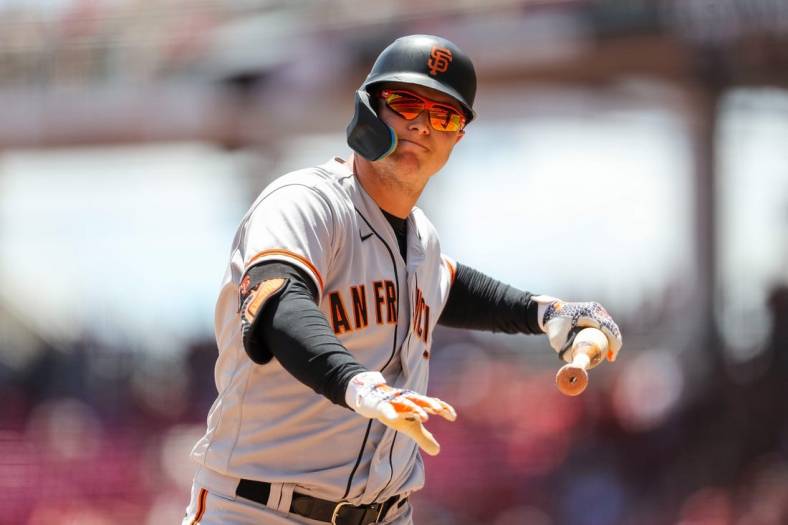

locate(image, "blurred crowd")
[[418, 286, 788, 525], [0, 286, 785, 525]]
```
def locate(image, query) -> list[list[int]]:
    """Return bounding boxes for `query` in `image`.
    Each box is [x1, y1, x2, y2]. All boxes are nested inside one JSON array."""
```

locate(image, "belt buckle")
[[331, 501, 351, 525]]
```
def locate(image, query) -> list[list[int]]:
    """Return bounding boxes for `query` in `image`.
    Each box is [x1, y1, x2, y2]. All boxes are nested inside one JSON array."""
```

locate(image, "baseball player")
[[183, 34, 622, 525]]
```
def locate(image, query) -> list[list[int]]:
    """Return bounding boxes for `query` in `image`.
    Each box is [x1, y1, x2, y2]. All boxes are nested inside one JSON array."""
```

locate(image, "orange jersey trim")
[[190, 488, 208, 525], [248, 249, 325, 292], [443, 257, 457, 286]]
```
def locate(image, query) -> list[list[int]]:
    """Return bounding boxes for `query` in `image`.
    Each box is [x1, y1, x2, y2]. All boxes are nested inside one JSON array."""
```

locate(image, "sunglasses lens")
[[429, 108, 464, 132], [385, 93, 424, 120]]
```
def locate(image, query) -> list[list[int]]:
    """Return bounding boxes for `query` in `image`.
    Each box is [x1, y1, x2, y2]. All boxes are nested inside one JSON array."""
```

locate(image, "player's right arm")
[[239, 182, 454, 452], [244, 260, 456, 454], [243, 260, 367, 405]]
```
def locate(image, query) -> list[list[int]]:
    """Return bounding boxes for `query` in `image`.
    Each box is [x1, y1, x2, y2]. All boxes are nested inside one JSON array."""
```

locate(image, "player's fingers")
[[601, 325, 623, 362], [545, 318, 572, 353], [376, 405, 442, 455], [575, 319, 614, 361], [403, 393, 441, 412], [434, 398, 457, 422], [397, 418, 441, 456], [389, 397, 429, 421], [378, 401, 398, 420], [575, 318, 599, 330], [403, 393, 457, 421], [582, 316, 621, 362]]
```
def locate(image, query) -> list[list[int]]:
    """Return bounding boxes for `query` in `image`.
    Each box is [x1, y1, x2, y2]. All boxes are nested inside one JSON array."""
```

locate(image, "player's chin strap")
[[346, 89, 398, 161]]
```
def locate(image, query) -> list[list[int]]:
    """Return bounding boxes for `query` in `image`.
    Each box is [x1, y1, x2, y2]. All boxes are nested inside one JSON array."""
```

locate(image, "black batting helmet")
[[347, 34, 477, 161]]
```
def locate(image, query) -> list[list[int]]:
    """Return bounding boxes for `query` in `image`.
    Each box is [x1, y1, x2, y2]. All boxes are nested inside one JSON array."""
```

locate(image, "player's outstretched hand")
[[345, 371, 456, 456], [533, 295, 623, 363]]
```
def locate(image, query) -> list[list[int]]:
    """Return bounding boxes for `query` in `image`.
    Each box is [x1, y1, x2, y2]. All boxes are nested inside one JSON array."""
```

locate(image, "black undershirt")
[[247, 212, 542, 408], [380, 209, 408, 261]]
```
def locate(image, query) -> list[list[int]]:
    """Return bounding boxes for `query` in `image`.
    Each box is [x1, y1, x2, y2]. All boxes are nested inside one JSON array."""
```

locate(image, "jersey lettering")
[[413, 289, 423, 333], [385, 281, 397, 323], [350, 285, 368, 329], [329, 291, 352, 334], [330, 280, 397, 335], [413, 287, 431, 343], [373, 281, 385, 324]]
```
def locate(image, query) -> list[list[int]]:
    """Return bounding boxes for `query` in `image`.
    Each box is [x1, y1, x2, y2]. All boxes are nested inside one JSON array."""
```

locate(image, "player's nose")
[[407, 111, 431, 135]]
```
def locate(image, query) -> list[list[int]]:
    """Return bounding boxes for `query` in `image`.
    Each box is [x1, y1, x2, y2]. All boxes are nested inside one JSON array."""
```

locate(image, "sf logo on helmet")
[[427, 46, 452, 76]]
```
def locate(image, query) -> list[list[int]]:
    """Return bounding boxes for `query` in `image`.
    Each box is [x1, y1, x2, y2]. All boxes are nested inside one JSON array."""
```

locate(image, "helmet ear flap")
[[347, 89, 398, 161]]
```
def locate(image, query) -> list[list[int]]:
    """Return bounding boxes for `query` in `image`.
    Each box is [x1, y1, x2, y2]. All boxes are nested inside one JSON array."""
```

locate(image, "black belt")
[[236, 478, 406, 525]]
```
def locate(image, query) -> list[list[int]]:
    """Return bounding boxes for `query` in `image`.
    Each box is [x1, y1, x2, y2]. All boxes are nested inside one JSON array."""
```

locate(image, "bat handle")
[[555, 328, 608, 396]]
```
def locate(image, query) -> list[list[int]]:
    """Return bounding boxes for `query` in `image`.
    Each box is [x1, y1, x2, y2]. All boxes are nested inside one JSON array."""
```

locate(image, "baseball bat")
[[555, 327, 608, 396]]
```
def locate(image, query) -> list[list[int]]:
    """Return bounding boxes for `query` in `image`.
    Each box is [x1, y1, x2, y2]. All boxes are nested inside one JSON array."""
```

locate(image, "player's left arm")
[[438, 263, 622, 362]]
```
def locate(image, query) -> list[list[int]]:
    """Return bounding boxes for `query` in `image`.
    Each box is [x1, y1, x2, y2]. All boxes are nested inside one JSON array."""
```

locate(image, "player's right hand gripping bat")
[[555, 327, 609, 396]]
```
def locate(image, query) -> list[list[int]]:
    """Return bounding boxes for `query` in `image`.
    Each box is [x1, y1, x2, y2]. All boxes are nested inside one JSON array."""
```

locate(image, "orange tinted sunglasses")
[[380, 89, 467, 132]]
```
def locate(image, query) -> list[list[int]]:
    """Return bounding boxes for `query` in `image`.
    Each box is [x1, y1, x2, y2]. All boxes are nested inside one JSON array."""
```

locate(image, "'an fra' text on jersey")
[[327, 281, 431, 344]]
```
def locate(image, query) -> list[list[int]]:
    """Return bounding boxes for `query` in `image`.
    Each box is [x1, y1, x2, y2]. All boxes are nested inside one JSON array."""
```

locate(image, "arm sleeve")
[[438, 262, 543, 334], [246, 262, 368, 408]]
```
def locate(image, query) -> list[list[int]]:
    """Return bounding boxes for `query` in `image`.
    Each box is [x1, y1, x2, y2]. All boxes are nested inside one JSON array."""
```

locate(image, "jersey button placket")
[[398, 271, 418, 377]]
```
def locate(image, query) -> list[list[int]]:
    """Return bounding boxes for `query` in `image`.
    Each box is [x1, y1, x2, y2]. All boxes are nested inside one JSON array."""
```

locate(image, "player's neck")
[[353, 155, 421, 219]]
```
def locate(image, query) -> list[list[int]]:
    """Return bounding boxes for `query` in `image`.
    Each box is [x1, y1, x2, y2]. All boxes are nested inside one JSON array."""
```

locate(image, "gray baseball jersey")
[[190, 156, 457, 505]]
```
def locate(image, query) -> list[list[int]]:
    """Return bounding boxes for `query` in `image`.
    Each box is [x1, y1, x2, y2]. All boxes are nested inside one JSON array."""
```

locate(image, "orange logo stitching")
[[427, 46, 452, 76]]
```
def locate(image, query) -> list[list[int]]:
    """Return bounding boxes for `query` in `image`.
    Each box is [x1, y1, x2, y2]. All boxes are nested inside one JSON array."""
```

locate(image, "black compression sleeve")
[[438, 263, 543, 334], [250, 262, 368, 407]]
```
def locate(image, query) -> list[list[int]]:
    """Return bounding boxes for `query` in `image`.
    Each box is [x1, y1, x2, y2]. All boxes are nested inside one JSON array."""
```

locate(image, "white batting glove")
[[345, 371, 456, 456], [533, 295, 623, 363]]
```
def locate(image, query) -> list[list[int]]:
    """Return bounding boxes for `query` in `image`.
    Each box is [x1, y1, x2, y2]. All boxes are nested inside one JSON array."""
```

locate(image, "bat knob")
[[554, 328, 607, 396], [556, 364, 589, 396]]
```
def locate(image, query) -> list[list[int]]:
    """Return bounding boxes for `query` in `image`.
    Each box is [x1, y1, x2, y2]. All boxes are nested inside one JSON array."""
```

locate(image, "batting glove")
[[533, 295, 623, 363], [346, 371, 456, 456]]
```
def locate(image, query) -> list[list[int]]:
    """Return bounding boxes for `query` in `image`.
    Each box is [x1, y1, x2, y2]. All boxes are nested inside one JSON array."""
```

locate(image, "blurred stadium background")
[[1, 1, 787, 523]]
